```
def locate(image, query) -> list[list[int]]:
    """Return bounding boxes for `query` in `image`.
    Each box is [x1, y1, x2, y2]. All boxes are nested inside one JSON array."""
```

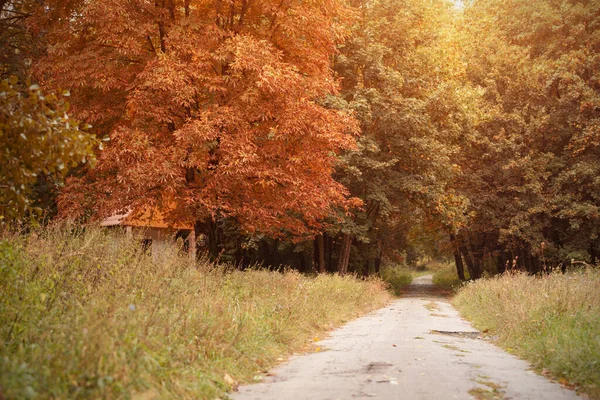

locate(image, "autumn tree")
[[0, 0, 40, 80], [31, 0, 359, 242]]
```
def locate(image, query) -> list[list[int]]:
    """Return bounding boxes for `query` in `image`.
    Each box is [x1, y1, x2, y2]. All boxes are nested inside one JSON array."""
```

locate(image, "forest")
[[2, 0, 600, 278]]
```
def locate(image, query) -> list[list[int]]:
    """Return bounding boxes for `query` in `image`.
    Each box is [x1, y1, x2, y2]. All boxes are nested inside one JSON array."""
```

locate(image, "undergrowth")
[[454, 270, 600, 398], [0, 225, 390, 399]]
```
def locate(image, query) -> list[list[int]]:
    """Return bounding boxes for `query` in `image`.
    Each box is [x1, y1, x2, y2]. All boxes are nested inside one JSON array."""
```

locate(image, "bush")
[[454, 270, 600, 398], [0, 225, 390, 399]]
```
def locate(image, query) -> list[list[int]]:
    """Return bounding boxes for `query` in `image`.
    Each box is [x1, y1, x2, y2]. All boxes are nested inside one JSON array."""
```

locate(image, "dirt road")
[[233, 275, 579, 400]]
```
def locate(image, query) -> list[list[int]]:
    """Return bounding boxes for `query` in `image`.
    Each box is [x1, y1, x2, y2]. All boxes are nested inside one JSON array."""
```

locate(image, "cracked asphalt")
[[233, 275, 580, 400]]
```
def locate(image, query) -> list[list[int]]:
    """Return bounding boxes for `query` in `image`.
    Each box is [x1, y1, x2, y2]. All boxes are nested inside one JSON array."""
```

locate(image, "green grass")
[[409, 269, 432, 279], [431, 261, 467, 290], [380, 264, 413, 295], [0, 225, 390, 399], [454, 270, 600, 398]]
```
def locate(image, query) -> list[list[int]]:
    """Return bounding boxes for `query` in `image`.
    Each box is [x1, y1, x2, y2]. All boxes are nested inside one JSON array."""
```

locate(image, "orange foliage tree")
[[31, 0, 359, 236]]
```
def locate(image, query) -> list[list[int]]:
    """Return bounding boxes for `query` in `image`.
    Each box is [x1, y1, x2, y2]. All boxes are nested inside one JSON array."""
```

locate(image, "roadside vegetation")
[[0, 226, 390, 399], [430, 261, 468, 291], [380, 264, 413, 295], [454, 269, 600, 398], [378, 258, 472, 296], [380, 259, 467, 295]]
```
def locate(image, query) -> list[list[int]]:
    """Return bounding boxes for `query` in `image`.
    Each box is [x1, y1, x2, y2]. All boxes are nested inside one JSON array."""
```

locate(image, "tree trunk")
[[589, 242, 597, 265], [374, 239, 383, 275], [337, 233, 352, 275], [316, 234, 326, 273], [460, 245, 476, 279], [363, 259, 370, 277], [326, 234, 334, 273], [517, 247, 526, 272], [210, 218, 222, 260], [530, 254, 541, 274], [464, 237, 483, 279], [194, 218, 221, 260], [298, 252, 306, 273], [525, 251, 532, 273], [450, 234, 466, 281], [263, 239, 278, 267], [497, 252, 507, 274], [272, 239, 279, 267]]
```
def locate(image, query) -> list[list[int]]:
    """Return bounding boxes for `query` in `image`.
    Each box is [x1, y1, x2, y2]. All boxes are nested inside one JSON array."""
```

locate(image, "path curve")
[[233, 274, 579, 400]]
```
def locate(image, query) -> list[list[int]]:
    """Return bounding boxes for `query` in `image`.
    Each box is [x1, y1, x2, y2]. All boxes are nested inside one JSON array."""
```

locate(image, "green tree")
[[448, 0, 600, 276], [0, 77, 99, 222], [323, 0, 468, 274]]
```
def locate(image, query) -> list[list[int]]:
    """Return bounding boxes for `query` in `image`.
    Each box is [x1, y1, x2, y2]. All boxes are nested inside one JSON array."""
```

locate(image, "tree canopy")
[[31, 0, 360, 237], [447, 0, 600, 275], [2, 0, 599, 274]]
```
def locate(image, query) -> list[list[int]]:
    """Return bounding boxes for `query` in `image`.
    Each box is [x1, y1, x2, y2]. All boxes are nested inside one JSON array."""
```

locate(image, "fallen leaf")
[[558, 378, 569, 386]]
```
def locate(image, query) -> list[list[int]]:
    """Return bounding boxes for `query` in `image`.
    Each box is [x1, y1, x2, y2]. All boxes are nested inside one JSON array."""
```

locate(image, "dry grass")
[[0, 225, 390, 399], [454, 270, 600, 398]]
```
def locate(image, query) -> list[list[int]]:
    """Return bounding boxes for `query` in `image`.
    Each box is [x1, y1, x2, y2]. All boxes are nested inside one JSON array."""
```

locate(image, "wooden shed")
[[101, 206, 196, 260]]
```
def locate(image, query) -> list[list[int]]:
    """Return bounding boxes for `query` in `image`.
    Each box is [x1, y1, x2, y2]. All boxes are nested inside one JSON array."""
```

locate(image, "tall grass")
[[454, 270, 600, 398], [0, 225, 390, 399]]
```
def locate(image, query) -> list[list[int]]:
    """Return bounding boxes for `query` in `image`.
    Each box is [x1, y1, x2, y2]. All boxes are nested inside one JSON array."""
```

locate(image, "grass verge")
[[454, 270, 600, 398], [0, 225, 390, 399], [431, 261, 466, 290]]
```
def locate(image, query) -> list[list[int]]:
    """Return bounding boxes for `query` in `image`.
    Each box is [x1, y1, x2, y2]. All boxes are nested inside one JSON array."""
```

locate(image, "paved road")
[[233, 275, 579, 400]]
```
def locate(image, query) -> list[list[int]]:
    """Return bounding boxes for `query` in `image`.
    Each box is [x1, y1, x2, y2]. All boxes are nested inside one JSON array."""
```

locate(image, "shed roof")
[[101, 211, 132, 227], [101, 205, 193, 230]]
